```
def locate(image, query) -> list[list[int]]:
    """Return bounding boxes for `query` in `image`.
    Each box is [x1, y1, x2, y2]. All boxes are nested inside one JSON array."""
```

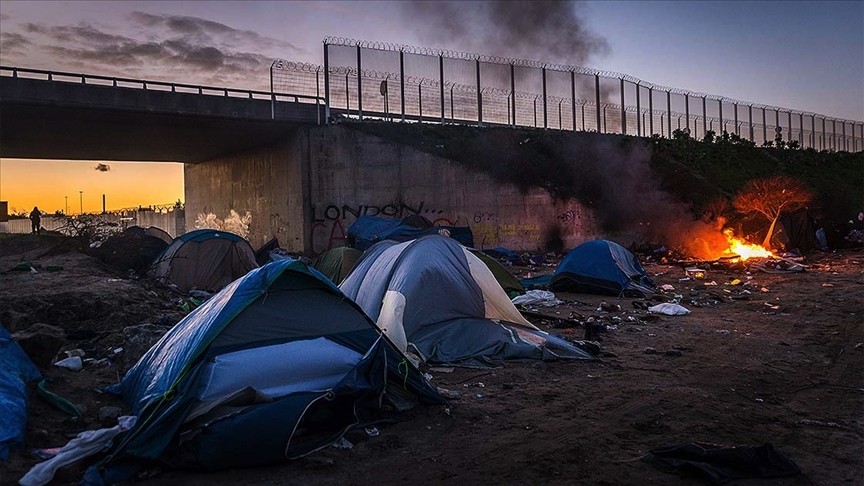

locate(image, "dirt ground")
[[1, 234, 862, 485]]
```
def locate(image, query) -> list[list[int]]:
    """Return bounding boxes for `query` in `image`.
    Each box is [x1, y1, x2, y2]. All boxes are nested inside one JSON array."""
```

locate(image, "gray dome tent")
[[150, 229, 258, 293]]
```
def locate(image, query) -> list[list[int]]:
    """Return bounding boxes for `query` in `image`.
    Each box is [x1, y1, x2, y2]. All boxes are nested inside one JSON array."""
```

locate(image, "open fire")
[[721, 228, 775, 261]]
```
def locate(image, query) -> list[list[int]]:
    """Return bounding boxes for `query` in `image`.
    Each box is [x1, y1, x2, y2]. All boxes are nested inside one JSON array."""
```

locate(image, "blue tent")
[[550, 240, 656, 297], [0, 325, 41, 460], [91, 259, 442, 481], [348, 215, 474, 251], [340, 236, 591, 365]]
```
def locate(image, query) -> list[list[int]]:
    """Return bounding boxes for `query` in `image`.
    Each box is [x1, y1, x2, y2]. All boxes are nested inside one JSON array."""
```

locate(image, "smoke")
[[94, 163, 111, 172], [398, 1, 609, 66]]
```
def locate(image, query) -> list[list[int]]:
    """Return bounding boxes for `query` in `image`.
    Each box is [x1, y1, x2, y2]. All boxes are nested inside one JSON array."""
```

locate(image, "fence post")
[[570, 71, 576, 131], [810, 114, 816, 148], [356, 45, 363, 121], [648, 87, 653, 136], [400, 49, 405, 122], [842, 121, 847, 151], [323, 44, 330, 123], [316, 70, 321, 125], [594, 74, 601, 132], [542, 67, 548, 129], [666, 90, 671, 138], [798, 113, 804, 147], [619, 78, 626, 135], [733, 103, 738, 136], [684, 94, 690, 135], [510, 63, 516, 127], [533, 96, 538, 127], [269, 64, 275, 120], [450, 86, 454, 122], [774, 109, 780, 142], [762, 108, 767, 144], [439, 55, 445, 124], [832, 119, 837, 150], [701, 96, 707, 136], [581, 103, 585, 131], [748, 105, 753, 141], [635, 83, 641, 136], [476, 59, 482, 125], [718, 99, 723, 134], [419, 84, 423, 121]]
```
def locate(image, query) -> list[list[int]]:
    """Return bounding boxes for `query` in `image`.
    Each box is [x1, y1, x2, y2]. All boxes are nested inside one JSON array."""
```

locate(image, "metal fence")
[[271, 37, 863, 151]]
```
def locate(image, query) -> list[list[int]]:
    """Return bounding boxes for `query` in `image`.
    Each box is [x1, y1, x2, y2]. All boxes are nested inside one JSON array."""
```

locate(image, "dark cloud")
[[0, 32, 31, 53], [398, 1, 609, 65], [1, 12, 304, 88], [94, 163, 110, 172]]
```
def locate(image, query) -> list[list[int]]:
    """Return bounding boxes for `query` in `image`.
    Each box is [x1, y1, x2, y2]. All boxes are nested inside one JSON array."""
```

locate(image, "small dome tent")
[[89, 259, 443, 481], [312, 246, 362, 284], [150, 229, 258, 293], [550, 239, 656, 297], [340, 235, 591, 364]]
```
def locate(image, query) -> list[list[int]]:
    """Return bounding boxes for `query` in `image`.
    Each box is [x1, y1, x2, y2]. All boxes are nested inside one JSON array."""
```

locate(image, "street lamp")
[[65, 196, 68, 215], [79, 191, 83, 215]]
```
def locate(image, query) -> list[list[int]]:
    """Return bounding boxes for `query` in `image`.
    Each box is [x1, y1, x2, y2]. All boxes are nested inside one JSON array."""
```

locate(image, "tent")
[[0, 325, 41, 460], [773, 209, 821, 253], [90, 259, 443, 481], [125, 226, 173, 245], [94, 227, 170, 275], [312, 246, 362, 285], [150, 229, 258, 293], [550, 239, 656, 297], [468, 249, 525, 295], [340, 235, 591, 364], [348, 215, 474, 251]]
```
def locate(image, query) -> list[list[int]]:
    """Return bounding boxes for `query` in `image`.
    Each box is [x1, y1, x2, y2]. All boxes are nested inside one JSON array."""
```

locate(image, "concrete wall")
[[184, 124, 599, 255], [184, 137, 307, 250], [305, 125, 597, 255]]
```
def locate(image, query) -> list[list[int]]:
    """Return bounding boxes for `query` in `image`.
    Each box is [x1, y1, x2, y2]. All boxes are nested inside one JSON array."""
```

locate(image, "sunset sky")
[[1, 0, 861, 214]]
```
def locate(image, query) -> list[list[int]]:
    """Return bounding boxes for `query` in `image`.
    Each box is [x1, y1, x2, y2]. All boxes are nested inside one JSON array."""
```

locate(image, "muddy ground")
[[1, 234, 862, 485]]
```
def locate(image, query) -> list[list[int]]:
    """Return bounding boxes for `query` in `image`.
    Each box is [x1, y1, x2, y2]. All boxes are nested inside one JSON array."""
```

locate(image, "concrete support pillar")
[[570, 71, 576, 131], [511, 64, 516, 127], [439, 55, 445, 124]]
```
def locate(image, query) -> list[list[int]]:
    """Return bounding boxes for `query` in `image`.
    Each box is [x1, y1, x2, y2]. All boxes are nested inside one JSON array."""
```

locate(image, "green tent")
[[468, 249, 525, 295], [312, 246, 362, 284]]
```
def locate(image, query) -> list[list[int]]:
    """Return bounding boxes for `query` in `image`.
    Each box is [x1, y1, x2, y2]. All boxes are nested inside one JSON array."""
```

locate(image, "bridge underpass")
[[0, 66, 603, 254]]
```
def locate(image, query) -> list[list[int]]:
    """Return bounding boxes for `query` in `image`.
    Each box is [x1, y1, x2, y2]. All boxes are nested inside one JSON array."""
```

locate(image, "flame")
[[722, 228, 774, 260]]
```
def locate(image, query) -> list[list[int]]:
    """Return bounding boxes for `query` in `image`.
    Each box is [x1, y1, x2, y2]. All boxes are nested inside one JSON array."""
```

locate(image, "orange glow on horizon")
[[0, 159, 184, 214]]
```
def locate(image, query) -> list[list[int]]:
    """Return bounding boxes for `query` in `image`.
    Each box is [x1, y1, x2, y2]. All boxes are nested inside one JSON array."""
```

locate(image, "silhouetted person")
[[30, 206, 41, 234]]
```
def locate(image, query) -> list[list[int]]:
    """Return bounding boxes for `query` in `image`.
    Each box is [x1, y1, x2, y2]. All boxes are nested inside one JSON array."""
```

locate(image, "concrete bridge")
[[0, 67, 324, 163]]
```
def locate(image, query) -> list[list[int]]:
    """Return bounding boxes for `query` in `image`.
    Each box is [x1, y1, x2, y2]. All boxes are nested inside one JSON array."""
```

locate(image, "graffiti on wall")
[[310, 200, 454, 255]]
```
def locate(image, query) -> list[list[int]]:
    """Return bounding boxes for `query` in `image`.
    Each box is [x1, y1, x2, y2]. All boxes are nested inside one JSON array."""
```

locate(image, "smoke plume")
[[397, 1, 609, 66]]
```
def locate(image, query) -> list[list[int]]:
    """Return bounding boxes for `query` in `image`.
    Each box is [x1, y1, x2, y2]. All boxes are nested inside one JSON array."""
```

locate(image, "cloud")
[[0, 31, 31, 53], [94, 163, 110, 172], [1, 12, 305, 88]]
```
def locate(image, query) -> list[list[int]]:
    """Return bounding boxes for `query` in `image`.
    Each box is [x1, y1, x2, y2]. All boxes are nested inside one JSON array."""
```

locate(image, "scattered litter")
[[436, 387, 461, 399], [512, 290, 562, 307], [475, 393, 484, 399], [644, 347, 658, 355], [764, 303, 780, 310], [429, 367, 454, 373], [63, 349, 85, 358], [685, 268, 706, 279], [821, 283, 834, 288], [704, 281, 718, 286], [715, 329, 731, 335], [332, 437, 354, 449], [599, 301, 621, 312], [648, 303, 690, 316], [729, 279, 742, 286], [364, 426, 380, 437], [53, 356, 83, 371], [659, 284, 675, 292], [760, 287, 770, 293]]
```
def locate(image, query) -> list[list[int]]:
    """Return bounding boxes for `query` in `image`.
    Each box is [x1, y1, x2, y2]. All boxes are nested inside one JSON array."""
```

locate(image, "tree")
[[733, 176, 813, 248]]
